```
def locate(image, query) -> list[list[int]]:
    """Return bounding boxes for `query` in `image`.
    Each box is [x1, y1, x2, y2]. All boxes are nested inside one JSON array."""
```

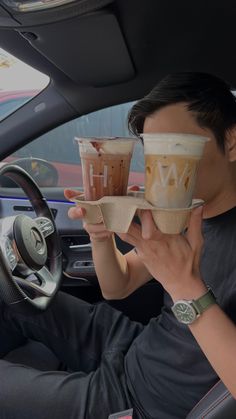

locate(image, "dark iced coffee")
[[76, 138, 135, 201]]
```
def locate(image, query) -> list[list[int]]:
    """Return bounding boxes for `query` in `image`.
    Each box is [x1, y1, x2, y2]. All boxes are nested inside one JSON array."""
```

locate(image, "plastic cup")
[[75, 137, 136, 201], [141, 133, 209, 208]]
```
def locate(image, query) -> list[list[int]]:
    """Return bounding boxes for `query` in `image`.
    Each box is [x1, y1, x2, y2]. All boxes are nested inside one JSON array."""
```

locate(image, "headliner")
[[1, 1, 236, 108], [0, 0, 236, 156]]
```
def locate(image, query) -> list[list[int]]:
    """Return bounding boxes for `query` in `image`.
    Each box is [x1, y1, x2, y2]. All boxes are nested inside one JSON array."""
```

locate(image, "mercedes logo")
[[31, 229, 43, 252]]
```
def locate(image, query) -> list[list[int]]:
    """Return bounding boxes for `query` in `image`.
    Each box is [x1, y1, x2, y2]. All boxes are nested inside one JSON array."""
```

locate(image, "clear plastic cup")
[[75, 137, 136, 200], [141, 133, 209, 208]]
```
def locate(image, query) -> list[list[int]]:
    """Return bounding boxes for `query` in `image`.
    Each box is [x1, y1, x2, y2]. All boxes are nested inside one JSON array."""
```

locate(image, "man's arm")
[[65, 196, 152, 299], [169, 278, 236, 399], [122, 208, 236, 398], [91, 233, 152, 299], [189, 303, 236, 399]]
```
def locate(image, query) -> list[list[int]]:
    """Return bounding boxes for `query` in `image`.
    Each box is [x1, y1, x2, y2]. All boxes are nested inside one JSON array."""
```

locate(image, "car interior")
[[0, 0, 236, 417]]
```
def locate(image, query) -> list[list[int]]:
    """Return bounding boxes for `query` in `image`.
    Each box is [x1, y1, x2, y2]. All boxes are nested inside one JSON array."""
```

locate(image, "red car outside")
[[0, 89, 40, 121]]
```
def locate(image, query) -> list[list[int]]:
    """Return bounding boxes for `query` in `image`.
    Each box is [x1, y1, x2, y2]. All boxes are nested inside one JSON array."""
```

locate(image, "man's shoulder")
[[203, 206, 236, 231]]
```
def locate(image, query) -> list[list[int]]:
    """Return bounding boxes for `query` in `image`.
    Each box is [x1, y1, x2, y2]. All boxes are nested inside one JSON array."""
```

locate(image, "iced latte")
[[142, 133, 208, 208], [75, 137, 135, 200]]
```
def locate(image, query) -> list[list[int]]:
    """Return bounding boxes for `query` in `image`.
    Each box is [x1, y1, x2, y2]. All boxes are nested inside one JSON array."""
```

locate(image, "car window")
[[0, 48, 49, 121], [3, 102, 144, 188], [0, 96, 32, 120]]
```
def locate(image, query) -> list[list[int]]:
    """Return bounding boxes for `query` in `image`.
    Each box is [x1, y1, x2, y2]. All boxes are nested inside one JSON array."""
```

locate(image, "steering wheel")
[[0, 165, 62, 314]]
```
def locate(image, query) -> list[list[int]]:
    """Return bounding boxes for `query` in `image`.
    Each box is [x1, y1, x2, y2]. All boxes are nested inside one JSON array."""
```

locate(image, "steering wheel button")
[[2, 238, 17, 270], [35, 217, 54, 237]]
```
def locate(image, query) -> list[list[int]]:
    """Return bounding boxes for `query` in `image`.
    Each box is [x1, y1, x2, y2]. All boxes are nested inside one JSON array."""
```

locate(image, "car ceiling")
[[0, 0, 236, 157]]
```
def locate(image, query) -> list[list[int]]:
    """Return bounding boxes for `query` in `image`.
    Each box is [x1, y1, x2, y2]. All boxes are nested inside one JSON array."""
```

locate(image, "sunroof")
[[0, 47, 49, 121]]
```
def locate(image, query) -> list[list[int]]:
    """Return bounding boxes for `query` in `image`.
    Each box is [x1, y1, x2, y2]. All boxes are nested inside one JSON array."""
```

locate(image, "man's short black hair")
[[128, 72, 236, 151]]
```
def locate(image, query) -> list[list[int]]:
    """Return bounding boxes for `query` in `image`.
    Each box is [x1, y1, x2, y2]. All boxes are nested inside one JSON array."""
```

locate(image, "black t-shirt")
[[125, 207, 236, 419]]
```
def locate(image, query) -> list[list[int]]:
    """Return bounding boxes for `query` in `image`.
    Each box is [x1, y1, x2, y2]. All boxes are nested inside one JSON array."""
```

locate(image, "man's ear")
[[225, 127, 236, 162]]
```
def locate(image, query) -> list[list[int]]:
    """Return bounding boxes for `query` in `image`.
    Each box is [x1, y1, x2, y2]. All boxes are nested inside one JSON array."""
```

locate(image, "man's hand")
[[64, 189, 113, 242], [64, 185, 141, 243], [118, 206, 206, 300]]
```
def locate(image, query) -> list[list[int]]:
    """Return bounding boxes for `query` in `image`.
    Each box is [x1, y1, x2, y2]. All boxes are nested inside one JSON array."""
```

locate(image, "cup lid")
[[140, 132, 209, 143], [140, 132, 209, 156], [75, 136, 137, 154], [74, 136, 136, 143]]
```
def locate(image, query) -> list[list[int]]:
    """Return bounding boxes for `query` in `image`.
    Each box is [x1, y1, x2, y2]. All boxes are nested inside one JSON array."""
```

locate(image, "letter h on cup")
[[89, 164, 108, 187]]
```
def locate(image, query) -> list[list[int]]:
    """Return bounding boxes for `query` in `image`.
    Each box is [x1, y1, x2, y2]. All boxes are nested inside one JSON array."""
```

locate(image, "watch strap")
[[191, 288, 216, 315]]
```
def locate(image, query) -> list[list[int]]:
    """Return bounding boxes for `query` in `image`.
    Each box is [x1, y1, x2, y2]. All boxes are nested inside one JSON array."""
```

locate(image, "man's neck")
[[203, 188, 236, 219]]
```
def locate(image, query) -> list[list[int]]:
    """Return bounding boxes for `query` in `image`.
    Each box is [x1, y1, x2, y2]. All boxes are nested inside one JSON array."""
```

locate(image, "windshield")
[[2, 102, 144, 188], [0, 47, 49, 121]]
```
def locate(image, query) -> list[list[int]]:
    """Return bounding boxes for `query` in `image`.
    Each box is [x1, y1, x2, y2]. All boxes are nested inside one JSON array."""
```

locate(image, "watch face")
[[172, 301, 196, 324]]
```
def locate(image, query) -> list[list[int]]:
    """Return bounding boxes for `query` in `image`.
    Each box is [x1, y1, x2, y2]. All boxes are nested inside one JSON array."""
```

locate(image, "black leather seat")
[[186, 380, 236, 418]]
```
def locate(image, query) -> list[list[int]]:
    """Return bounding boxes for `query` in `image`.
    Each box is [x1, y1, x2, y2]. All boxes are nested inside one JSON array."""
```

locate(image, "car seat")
[[186, 379, 236, 418]]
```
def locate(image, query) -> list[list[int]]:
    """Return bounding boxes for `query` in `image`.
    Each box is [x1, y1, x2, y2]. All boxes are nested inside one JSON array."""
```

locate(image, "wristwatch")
[[171, 288, 216, 324]]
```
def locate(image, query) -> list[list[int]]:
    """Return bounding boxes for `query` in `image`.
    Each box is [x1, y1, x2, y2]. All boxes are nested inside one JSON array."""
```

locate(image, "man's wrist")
[[171, 287, 216, 325], [90, 232, 114, 244], [169, 278, 208, 303]]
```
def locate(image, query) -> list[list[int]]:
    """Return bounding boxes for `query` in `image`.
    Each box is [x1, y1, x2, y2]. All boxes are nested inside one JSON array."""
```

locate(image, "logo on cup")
[[157, 161, 191, 188], [89, 163, 108, 187]]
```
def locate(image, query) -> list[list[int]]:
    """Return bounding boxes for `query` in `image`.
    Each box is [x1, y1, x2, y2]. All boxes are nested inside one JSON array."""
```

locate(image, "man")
[[1, 72, 236, 419]]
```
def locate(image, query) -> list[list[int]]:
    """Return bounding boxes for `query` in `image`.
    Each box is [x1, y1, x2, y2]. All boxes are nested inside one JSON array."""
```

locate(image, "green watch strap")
[[192, 288, 216, 315]]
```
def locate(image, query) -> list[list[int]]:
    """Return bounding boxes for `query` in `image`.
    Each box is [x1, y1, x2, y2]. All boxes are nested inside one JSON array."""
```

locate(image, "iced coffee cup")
[[75, 137, 136, 201], [141, 133, 209, 208]]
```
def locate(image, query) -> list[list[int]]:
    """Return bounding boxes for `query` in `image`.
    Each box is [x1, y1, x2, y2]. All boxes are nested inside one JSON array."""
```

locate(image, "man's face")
[[143, 103, 231, 205]]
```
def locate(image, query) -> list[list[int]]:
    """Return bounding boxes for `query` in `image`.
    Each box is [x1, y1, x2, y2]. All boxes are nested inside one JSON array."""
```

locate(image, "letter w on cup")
[[158, 162, 189, 188]]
